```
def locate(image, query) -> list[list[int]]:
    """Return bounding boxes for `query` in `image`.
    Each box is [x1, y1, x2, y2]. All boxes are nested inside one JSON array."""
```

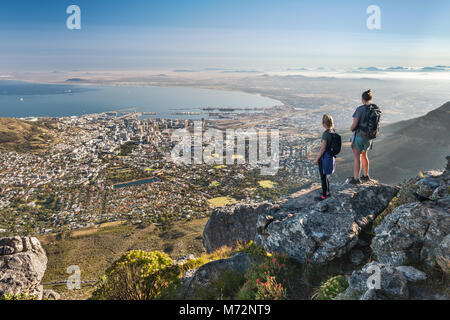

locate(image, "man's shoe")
[[347, 177, 361, 185]]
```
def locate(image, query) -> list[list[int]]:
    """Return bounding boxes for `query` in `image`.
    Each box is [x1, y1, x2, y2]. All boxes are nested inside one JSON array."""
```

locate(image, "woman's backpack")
[[327, 131, 342, 157], [360, 104, 382, 140]]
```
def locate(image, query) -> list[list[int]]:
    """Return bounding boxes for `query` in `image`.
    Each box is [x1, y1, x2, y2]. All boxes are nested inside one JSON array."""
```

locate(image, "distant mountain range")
[[355, 66, 450, 73], [336, 102, 450, 184]]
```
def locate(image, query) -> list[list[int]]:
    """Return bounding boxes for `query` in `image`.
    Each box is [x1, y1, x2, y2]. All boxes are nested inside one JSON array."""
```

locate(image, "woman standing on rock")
[[349, 89, 381, 184], [314, 114, 338, 201]]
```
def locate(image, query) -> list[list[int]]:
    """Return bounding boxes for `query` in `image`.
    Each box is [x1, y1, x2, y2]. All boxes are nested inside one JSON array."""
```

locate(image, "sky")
[[1, 0, 450, 71]]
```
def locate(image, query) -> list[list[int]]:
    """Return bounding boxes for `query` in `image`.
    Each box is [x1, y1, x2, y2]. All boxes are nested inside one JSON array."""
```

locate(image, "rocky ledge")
[[203, 202, 273, 253], [204, 180, 398, 265], [0, 236, 58, 300], [255, 181, 398, 265], [197, 157, 450, 299]]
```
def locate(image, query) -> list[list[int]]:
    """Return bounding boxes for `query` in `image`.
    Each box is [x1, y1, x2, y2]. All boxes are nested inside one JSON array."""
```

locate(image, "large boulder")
[[435, 234, 450, 273], [371, 157, 450, 271], [183, 253, 253, 299], [203, 202, 273, 253], [337, 262, 424, 300], [0, 237, 48, 299], [254, 182, 398, 265], [371, 196, 450, 269]]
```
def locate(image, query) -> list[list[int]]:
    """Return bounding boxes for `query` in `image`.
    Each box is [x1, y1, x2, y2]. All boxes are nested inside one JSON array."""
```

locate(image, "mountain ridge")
[[336, 101, 450, 184]]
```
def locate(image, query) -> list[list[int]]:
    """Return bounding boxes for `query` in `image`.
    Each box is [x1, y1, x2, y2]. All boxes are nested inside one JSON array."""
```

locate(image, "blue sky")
[[1, 0, 450, 71]]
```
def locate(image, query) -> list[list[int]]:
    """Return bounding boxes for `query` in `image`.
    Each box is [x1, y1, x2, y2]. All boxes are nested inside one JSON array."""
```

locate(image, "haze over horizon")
[[1, 0, 450, 72]]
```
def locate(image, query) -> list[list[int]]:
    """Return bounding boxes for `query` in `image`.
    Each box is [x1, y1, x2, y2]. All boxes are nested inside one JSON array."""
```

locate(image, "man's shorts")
[[353, 135, 371, 153]]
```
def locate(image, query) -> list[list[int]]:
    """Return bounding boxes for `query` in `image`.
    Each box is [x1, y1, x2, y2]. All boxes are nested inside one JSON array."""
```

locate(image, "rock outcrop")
[[42, 289, 61, 300], [255, 182, 398, 265], [371, 197, 450, 268], [371, 162, 450, 272], [0, 237, 48, 299], [203, 202, 273, 253], [183, 253, 254, 299], [435, 234, 450, 273], [337, 262, 426, 300]]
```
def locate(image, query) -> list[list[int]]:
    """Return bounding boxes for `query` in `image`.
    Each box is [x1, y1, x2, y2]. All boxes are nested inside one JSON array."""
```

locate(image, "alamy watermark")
[[65, 4, 380, 31], [66, 5, 81, 30], [170, 122, 279, 176], [367, 5, 381, 30], [66, 265, 81, 290], [366, 264, 381, 290]]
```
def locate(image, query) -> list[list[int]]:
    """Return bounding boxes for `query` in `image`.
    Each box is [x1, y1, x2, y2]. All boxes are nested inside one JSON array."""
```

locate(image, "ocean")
[[0, 80, 280, 119]]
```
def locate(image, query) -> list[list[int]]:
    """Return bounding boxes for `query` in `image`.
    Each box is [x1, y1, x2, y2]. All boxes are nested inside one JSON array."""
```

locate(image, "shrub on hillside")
[[196, 270, 247, 300], [315, 275, 348, 300], [0, 293, 37, 300], [237, 253, 299, 300], [239, 241, 268, 259], [92, 250, 180, 300]]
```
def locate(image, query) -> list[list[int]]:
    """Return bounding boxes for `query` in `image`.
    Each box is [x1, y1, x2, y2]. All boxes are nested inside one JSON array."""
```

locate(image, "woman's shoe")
[[314, 195, 327, 202], [347, 177, 361, 185], [360, 175, 377, 183]]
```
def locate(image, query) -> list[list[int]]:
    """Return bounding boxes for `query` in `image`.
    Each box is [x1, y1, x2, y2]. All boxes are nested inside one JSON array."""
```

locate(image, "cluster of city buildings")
[[0, 110, 321, 235]]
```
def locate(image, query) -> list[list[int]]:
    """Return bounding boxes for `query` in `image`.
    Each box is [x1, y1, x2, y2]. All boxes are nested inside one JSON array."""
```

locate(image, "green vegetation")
[[315, 275, 348, 300], [118, 141, 137, 156], [89, 241, 308, 300], [196, 269, 247, 300], [209, 180, 221, 187], [258, 180, 276, 189], [0, 293, 37, 300], [39, 217, 208, 300], [239, 241, 269, 258], [92, 250, 180, 300], [236, 251, 302, 300], [105, 164, 153, 185]]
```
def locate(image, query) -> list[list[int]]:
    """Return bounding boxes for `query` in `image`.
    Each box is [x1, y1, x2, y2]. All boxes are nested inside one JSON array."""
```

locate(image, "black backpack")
[[327, 131, 342, 157], [359, 104, 382, 140]]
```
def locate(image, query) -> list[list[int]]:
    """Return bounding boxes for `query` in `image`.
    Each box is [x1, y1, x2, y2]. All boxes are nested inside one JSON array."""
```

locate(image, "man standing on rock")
[[349, 89, 381, 184]]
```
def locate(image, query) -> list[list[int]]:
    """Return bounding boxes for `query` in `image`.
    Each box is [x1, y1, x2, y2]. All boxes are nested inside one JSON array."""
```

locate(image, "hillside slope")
[[336, 102, 450, 184], [0, 118, 56, 153]]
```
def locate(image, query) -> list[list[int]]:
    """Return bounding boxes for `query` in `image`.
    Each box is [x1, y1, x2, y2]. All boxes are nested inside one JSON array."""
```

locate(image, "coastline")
[[0, 79, 284, 119]]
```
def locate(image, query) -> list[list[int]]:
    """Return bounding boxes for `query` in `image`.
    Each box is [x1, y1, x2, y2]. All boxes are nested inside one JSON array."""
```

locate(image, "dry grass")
[[0, 118, 56, 153], [38, 217, 209, 300], [258, 180, 276, 189], [207, 196, 237, 207]]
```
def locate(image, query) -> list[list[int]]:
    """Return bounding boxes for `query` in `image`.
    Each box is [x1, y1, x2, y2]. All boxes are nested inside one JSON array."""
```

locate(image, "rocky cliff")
[[203, 202, 273, 253], [204, 181, 398, 265], [0, 236, 58, 299], [255, 182, 398, 265], [198, 156, 450, 300]]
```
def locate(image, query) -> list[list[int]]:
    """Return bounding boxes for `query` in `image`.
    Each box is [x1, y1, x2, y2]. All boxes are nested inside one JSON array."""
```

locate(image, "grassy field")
[[207, 196, 237, 207], [38, 218, 209, 300], [258, 180, 276, 189]]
